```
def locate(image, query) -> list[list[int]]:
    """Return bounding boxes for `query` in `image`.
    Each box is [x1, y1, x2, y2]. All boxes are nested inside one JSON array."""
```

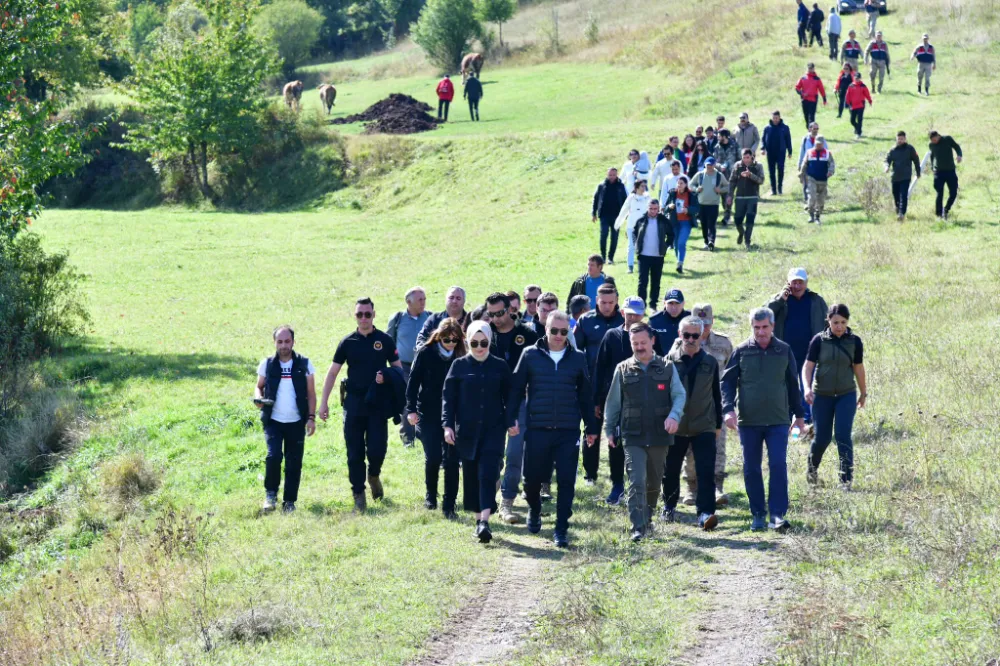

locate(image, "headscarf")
[[636, 151, 652, 174], [465, 320, 493, 362]]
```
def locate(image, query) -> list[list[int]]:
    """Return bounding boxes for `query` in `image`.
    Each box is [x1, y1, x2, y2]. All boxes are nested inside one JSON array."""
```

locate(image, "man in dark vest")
[[602, 322, 686, 542], [664, 317, 722, 530], [721, 307, 804, 533], [255, 325, 317, 513]]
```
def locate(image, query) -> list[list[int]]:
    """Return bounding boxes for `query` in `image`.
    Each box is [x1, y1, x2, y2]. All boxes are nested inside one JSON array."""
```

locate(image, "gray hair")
[[405, 286, 426, 303], [547, 310, 571, 328], [750, 307, 775, 324], [679, 316, 704, 335]]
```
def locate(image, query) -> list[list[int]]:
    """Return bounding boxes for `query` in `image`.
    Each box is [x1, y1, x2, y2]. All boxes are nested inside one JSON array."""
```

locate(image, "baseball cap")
[[704, 157, 716, 165], [787, 267, 808, 282], [922, 33, 929, 38], [693, 303, 714, 323], [622, 296, 646, 315], [664, 288, 684, 303]]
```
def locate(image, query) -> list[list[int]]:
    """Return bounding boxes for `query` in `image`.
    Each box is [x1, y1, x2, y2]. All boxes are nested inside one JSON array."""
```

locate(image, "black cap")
[[664, 289, 684, 303]]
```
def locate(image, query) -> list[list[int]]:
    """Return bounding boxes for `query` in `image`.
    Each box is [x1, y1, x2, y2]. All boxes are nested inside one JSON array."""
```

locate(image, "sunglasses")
[[682, 332, 701, 340], [441, 337, 458, 344], [549, 328, 570, 336], [356, 312, 373, 319], [487, 309, 507, 318], [469, 340, 489, 349], [525, 298, 538, 304]]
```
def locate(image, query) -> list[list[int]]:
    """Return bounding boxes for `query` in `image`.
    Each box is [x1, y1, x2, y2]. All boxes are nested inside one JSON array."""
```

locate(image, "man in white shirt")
[[255, 325, 317, 513], [651, 159, 684, 204]]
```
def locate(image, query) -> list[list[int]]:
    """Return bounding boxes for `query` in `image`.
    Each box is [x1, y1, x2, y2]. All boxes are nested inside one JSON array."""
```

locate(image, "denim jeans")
[[674, 221, 692, 264], [523, 428, 580, 532], [738, 424, 789, 519], [264, 419, 306, 502], [626, 232, 635, 270], [809, 392, 857, 483], [501, 399, 528, 500]]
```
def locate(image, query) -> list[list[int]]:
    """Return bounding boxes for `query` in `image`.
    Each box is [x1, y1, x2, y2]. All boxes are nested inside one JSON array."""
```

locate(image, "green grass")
[[4, 0, 1000, 663]]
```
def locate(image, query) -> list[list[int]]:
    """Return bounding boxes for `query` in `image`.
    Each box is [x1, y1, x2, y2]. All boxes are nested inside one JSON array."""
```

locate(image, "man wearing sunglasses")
[[319, 297, 403, 513], [487, 292, 539, 525], [507, 311, 598, 548], [521, 285, 542, 325]]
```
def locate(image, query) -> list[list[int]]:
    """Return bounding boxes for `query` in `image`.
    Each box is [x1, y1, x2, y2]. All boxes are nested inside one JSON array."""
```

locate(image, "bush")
[[584, 11, 599, 45], [412, 0, 483, 73], [0, 386, 81, 495], [0, 532, 14, 563], [102, 452, 161, 505], [253, 0, 325, 76]]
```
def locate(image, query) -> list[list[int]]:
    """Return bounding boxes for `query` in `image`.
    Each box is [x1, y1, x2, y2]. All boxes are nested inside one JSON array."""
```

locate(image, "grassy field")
[[3, 0, 1000, 663]]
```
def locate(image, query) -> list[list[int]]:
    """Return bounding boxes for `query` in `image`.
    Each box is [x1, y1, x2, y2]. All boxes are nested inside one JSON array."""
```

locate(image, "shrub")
[[584, 11, 599, 45], [0, 532, 14, 563], [346, 135, 416, 181], [0, 387, 81, 494], [253, 0, 325, 76], [102, 452, 161, 505], [218, 602, 301, 643], [412, 0, 483, 73]]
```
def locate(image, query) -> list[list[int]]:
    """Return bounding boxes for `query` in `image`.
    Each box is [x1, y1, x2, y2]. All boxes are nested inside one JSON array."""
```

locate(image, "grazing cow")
[[283, 80, 304, 111], [318, 84, 337, 114], [461, 53, 484, 83]]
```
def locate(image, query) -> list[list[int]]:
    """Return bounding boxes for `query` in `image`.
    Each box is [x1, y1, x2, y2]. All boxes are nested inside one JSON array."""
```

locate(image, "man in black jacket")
[[633, 199, 672, 310], [648, 288, 690, 349], [885, 130, 921, 220], [567, 255, 617, 311], [809, 3, 825, 47], [508, 311, 597, 548], [592, 167, 629, 264], [416, 286, 469, 348], [463, 74, 483, 121]]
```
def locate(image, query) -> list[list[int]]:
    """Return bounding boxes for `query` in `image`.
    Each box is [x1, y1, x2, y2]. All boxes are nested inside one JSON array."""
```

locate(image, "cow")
[[318, 84, 337, 114], [283, 80, 304, 112], [461, 53, 484, 83]]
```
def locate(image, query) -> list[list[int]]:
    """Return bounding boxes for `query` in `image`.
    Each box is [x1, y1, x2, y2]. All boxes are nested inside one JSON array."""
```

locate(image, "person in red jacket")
[[435, 75, 455, 121], [794, 63, 827, 129], [844, 72, 873, 139]]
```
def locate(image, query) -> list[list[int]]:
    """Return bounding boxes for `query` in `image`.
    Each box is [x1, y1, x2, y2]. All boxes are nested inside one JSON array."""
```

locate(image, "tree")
[[253, 0, 325, 76], [475, 0, 514, 46], [119, 0, 279, 200], [411, 0, 481, 74]]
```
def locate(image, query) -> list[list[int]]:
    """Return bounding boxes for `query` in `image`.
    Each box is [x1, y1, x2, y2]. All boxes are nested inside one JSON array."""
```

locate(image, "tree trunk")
[[499, 22, 503, 46], [199, 141, 210, 199]]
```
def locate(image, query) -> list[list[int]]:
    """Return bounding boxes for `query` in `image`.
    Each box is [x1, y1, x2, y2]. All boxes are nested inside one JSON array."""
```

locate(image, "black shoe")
[[660, 506, 676, 522], [943, 209, 950, 221], [553, 531, 569, 548], [527, 510, 542, 534], [630, 528, 644, 542], [476, 520, 493, 543], [424, 497, 437, 510], [443, 509, 458, 520], [736, 230, 744, 244], [708, 242, 715, 252], [281, 501, 296, 514]]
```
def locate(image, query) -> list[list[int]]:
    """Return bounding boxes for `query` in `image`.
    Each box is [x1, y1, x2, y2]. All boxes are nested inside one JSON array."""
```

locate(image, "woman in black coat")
[[406, 317, 466, 519], [441, 321, 512, 544]]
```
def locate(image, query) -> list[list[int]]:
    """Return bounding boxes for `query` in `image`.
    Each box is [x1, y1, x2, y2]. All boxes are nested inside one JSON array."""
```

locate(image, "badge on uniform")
[[373, 341, 383, 350], [657, 384, 666, 390], [515, 335, 525, 345]]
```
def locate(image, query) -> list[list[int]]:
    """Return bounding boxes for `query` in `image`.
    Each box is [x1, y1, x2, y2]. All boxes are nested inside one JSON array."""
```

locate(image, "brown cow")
[[283, 80, 304, 112], [318, 84, 337, 114], [461, 53, 484, 83]]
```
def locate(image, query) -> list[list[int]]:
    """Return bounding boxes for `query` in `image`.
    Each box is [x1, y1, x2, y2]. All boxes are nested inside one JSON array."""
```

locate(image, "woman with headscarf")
[[442, 321, 513, 543], [627, 151, 652, 194], [613, 178, 651, 275], [406, 318, 466, 519]]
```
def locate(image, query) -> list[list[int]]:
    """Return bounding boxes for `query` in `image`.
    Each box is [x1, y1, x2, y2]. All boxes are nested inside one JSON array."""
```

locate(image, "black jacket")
[[417, 310, 469, 348], [592, 178, 628, 221], [442, 354, 512, 459], [809, 7, 824, 29], [649, 309, 692, 348], [364, 365, 407, 424], [574, 308, 625, 376], [490, 321, 539, 371], [632, 213, 672, 257], [593, 325, 665, 408], [507, 339, 597, 434], [566, 273, 617, 313], [463, 77, 483, 101], [405, 343, 457, 419]]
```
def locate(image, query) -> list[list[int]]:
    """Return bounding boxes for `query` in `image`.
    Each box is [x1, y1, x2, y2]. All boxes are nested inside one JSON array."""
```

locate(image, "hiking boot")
[[424, 497, 437, 510], [699, 513, 719, 531], [751, 514, 767, 531], [808, 213, 816, 224], [714, 475, 729, 507], [263, 492, 277, 513], [606, 484, 625, 505], [630, 528, 644, 543], [736, 229, 744, 244], [476, 520, 493, 544], [682, 482, 697, 506], [527, 509, 542, 534], [661, 506, 676, 523], [553, 531, 569, 548], [353, 492, 368, 513], [281, 501, 296, 514], [769, 516, 791, 533], [540, 483, 553, 501], [499, 497, 523, 525], [368, 475, 384, 500], [443, 509, 458, 520]]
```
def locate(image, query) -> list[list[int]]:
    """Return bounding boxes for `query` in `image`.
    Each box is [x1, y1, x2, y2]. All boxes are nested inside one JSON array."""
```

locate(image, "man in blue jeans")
[[721, 307, 805, 532]]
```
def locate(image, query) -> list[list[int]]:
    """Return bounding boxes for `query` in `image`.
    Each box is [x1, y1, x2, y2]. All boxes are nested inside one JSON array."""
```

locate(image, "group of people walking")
[[254, 267, 868, 546]]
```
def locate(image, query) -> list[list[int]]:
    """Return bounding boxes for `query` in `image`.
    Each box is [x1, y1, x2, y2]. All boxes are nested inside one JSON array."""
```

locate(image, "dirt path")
[[408, 553, 546, 666], [684, 539, 790, 666]]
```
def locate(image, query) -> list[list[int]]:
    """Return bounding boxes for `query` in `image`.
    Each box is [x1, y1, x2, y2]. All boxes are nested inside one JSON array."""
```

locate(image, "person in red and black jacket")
[[834, 63, 855, 118], [844, 72, 873, 139], [435, 74, 455, 121], [794, 63, 827, 129]]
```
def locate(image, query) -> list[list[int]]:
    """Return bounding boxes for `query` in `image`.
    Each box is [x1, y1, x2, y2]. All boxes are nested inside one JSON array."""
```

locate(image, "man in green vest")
[[721, 307, 804, 532], [603, 322, 687, 542], [664, 317, 723, 530]]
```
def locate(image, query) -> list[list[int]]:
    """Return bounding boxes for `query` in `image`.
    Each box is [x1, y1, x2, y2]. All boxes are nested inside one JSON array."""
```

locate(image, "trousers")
[[767, 158, 786, 195], [805, 177, 829, 216], [624, 444, 668, 532], [699, 204, 719, 245], [437, 99, 450, 120], [850, 107, 865, 136], [581, 430, 626, 485], [343, 395, 388, 494], [468, 98, 480, 120], [933, 170, 959, 216], [417, 420, 460, 511], [524, 428, 580, 532], [599, 218, 620, 262], [809, 392, 857, 483], [734, 198, 758, 244], [870, 60, 886, 91], [663, 433, 717, 515], [739, 424, 789, 519], [891, 180, 910, 215], [264, 419, 306, 502], [674, 221, 692, 264], [501, 399, 528, 500], [801, 100, 817, 128], [637, 255, 665, 310], [917, 62, 933, 90], [828, 33, 839, 60]]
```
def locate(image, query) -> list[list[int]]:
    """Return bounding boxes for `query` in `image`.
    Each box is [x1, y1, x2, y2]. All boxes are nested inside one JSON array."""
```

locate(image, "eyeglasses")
[[441, 337, 458, 344], [525, 298, 538, 304], [549, 328, 569, 336], [469, 340, 488, 349], [487, 309, 507, 318], [682, 332, 701, 340], [356, 312, 373, 319]]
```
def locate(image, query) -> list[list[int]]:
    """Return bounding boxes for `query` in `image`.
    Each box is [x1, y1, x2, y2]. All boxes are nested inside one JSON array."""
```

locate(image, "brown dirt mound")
[[331, 93, 441, 135]]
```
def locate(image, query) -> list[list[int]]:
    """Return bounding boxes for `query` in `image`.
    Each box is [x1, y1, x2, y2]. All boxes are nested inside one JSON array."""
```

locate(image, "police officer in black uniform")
[[319, 297, 402, 512]]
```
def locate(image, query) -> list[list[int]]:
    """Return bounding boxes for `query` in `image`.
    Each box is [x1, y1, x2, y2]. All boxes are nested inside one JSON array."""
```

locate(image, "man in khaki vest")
[[603, 322, 686, 542]]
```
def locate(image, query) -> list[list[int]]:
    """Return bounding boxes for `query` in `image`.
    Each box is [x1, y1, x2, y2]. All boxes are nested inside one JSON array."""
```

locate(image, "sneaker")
[[708, 242, 715, 251], [897, 214, 905, 222], [584, 477, 596, 487], [499, 497, 523, 525], [660, 506, 676, 522], [607, 259, 615, 265], [676, 262, 683, 274], [943, 210, 950, 221], [628, 268, 634, 274], [815, 216, 822, 225], [353, 492, 368, 513], [839, 481, 853, 492], [368, 475, 384, 501], [703, 244, 711, 251], [606, 484, 625, 505], [263, 492, 277, 513], [553, 531, 569, 548], [476, 520, 493, 544], [682, 488, 696, 506], [769, 516, 791, 533], [282, 501, 296, 514], [527, 509, 542, 534], [744, 242, 752, 251], [751, 515, 767, 531], [698, 513, 719, 531], [540, 483, 553, 501], [630, 528, 644, 542]]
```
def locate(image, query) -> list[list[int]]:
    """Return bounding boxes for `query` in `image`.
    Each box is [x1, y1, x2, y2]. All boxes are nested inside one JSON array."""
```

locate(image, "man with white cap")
[[766, 268, 828, 425], [910, 33, 936, 96]]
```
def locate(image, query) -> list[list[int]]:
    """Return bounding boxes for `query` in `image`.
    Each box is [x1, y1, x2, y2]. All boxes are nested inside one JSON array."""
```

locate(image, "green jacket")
[[766, 289, 828, 343], [811, 328, 860, 397], [603, 355, 686, 447], [721, 336, 804, 426], [666, 346, 721, 437]]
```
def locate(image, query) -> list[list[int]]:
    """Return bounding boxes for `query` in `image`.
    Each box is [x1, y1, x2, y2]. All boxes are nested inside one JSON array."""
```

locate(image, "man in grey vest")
[[721, 308, 804, 532], [603, 322, 686, 542]]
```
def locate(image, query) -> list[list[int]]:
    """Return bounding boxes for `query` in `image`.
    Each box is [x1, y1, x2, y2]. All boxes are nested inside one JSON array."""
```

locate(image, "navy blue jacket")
[[507, 339, 598, 434], [574, 308, 625, 378], [649, 309, 691, 349], [416, 310, 470, 348], [762, 121, 793, 160], [364, 365, 407, 424], [405, 343, 456, 420], [797, 3, 809, 22], [442, 354, 512, 459], [593, 325, 665, 408]]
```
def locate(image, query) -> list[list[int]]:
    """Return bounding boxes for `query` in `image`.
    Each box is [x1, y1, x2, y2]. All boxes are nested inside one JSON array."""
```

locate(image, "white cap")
[[787, 267, 808, 282]]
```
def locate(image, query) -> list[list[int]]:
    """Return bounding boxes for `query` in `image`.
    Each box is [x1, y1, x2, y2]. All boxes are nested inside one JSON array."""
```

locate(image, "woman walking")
[[686, 141, 711, 180], [665, 175, 700, 274], [614, 178, 651, 275], [834, 63, 854, 118], [801, 304, 867, 490], [406, 318, 465, 519], [442, 321, 512, 543]]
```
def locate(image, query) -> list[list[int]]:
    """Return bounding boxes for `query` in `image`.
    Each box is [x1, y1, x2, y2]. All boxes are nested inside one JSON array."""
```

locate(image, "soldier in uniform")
[[865, 31, 891, 94], [602, 322, 686, 542], [840, 30, 862, 72], [319, 297, 403, 512], [910, 33, 936, 96]]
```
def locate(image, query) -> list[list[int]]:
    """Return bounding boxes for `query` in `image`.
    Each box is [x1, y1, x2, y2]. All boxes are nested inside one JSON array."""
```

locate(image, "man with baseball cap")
[[593, 296, 664, 505], [766, 268, 828, 425], [649, 289, 691, 350], [910, 33, 936, 96], [690, 157, 728, 250]]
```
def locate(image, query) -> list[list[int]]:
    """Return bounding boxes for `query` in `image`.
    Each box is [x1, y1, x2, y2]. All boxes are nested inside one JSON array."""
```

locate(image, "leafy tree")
[[475, 0, 514, 46], [119, 0, 279, 201], [253, 0, 325, 76], [411, 0, 481, 73], [129, 3, 166, 56]]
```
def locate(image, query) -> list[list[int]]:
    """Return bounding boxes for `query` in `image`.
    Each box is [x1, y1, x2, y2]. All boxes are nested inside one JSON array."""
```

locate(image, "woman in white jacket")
[[614, 178, 650, 275]]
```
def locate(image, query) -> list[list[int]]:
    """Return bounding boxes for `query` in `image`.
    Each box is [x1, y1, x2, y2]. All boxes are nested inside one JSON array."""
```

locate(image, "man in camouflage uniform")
[[674, 304, 733, 506]]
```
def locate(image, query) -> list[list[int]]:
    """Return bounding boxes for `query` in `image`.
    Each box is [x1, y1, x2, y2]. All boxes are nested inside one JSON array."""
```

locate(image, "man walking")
[[885, 130, 922, 220], [690, 157, 728, 249], [651, 158, 684, 207], [761, 110, 793, 196], [911, 33, 936, 95], [592, 168, 629, 264], [721, 308, 805, 532], [729, 149, 765, 249], [808, 3, 825, 47], [256, 325, 317, 513], [649, 288, 690, 349], [567, 255, 617, 308], [928, 130, 963, 220], [462, 74, 483, 121], [865, 31, 890, 93], [508, 311, 598, 548], [827, 6, 841, 61], [797, 123, 828, 204], [799, 135, 835, 225], [797, 0, 809, 47], [435, 74, 454, 121], [633, 199, 671, 310], [735, 112, 761, 155], [840, 29, 862, 70], [386, 286, 429, 448], [603, 322, 686, 541], [319, 298, 403, 512], [795, 63, 828, 129], [417, 286, 469, 347], [844, 73, 873, 139], [521, 285, 542, 325], [663, 317, 722, 529], [713, 129, 740, 225], [864, 0, 879, 39]]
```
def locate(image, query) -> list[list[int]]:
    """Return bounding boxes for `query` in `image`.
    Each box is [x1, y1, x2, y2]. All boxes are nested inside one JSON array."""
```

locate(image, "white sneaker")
[[263, 493, 277, 513]]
